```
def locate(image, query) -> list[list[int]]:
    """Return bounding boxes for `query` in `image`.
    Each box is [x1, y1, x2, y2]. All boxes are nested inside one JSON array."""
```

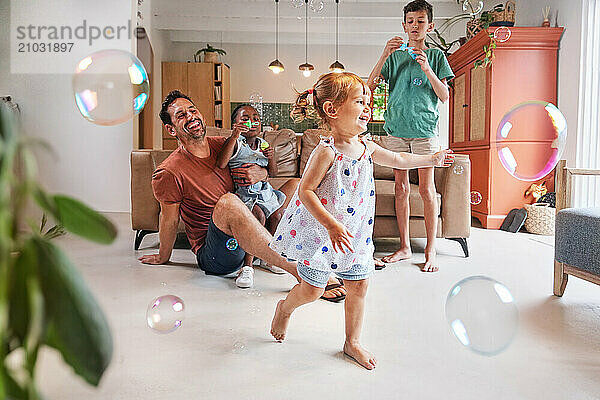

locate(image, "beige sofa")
[[131, 127, 471, 256]]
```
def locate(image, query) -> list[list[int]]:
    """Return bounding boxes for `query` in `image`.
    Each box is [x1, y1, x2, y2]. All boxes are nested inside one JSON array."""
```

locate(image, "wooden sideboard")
[[448, 27, 564, 228]]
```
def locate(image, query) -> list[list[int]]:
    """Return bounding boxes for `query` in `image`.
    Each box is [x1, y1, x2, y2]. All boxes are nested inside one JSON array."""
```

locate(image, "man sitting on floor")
[[138, 90, 346, 301]]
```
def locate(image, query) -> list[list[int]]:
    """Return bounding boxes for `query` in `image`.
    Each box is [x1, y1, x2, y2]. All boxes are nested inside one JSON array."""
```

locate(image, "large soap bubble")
[[446, 276, 518, 356], [146, 295, 185, 333], [496, 101, 567, 181], [73, 49, 149, 126]]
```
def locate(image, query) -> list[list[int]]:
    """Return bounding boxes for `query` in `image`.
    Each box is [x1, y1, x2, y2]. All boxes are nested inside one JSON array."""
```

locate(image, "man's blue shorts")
[[196, 219, 245, 275]]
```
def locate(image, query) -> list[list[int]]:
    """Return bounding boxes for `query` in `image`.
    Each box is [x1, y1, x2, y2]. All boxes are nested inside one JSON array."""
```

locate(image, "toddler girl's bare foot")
[[270, 300, 291, 342], [381, 247, 412, 264], [421, 248, 438, 272], [343, 342, 377, 370]]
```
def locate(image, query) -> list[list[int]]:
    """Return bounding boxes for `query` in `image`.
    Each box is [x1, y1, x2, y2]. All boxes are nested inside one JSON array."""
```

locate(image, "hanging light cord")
[[335, 0, 339, 60], [305, 0, 309, 63], [275, 0, 279, 59]]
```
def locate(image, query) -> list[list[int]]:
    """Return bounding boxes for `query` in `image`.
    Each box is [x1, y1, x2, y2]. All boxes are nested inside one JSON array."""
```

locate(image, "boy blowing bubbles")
[[367, 0, 454, 272]]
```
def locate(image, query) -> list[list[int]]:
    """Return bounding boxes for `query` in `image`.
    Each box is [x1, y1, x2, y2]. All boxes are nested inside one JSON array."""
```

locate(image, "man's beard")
[[181, 118, 206, 141]]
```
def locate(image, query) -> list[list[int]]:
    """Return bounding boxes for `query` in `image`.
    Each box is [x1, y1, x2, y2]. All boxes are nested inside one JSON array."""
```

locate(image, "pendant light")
[[329, 0, 345, 72], [268, 0, 284, 74], [298, 0, 314, 77]]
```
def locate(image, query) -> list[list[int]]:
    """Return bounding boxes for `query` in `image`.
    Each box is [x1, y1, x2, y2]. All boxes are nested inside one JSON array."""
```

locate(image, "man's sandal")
[[320, 278, 345, 303]]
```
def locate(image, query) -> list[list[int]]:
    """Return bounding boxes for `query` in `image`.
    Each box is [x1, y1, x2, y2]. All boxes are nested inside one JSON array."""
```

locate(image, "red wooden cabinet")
[[448, 27, 564, 228]]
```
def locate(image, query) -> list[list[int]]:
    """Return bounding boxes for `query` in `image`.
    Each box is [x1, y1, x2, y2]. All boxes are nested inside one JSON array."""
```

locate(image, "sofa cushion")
[[263, 129, 298, 177], [206, 127, 231, 137], [300, 128, 327, 173], [374, 180, 441, 217], [370, 135, 396, 180]]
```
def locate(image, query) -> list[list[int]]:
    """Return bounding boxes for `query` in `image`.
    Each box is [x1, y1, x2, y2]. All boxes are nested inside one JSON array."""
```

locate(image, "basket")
[[466, 1, 516, 39], [524, 203, 555, 236], [489, 1, 515, 26]]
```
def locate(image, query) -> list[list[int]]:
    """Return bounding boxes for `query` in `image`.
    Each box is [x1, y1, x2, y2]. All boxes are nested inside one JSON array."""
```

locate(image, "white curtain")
[[575, 0, 600, 207]]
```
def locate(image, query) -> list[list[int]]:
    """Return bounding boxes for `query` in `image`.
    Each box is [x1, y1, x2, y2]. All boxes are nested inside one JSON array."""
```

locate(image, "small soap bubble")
[[73, 50, 149, 126], [309, 0, 325, 13], [446, 276, 518, 356], [247, 289, 262, 297], [226, 238, 239, 251], [493, 26, 512, 43], [462, 0, 483, 15], [496, 101, 567, 181], [453, 165, 464, 175], [146, 295, 185, 333], [470, 191, 482, 205], [232, 341, 247, 353], [250, 305, 262, 315], [291, 0, 304, 8]]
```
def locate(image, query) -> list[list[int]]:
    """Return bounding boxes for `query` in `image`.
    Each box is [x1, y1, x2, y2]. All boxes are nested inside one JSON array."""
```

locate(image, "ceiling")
[[152, 0, 467, 46]]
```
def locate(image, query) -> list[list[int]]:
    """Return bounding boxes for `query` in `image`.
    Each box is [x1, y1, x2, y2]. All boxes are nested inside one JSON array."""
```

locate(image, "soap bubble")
[[146, 295, 185, 333], [470, 191, 482, 205], [73, 50, 149, 126], [493, 27, 512, 43], [291, 0, 304, 8], [453, 165, 464, 175], [249, 92, 263, 119], [232, 341, 247, 353], [496, 101, 567, 181], [309, 0, 325, 13], [226, 238, 239, 251], [446, 276, 518, 356], [462, 0, 483, 15]]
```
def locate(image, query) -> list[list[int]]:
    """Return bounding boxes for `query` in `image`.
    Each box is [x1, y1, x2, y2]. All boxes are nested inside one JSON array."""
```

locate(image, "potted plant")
[[0, 103, 116, 398], [194, 44, 226, 63]]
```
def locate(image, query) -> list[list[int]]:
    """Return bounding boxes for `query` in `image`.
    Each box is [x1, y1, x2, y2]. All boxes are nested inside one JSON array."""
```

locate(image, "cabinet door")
[[451, 73, 467, 144], [469, 65, 488, 143], [187, 63, 215, 126]]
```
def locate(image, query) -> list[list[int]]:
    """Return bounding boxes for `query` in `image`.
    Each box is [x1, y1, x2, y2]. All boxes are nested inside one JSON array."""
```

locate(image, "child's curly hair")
[[290, 72, 369, 127]]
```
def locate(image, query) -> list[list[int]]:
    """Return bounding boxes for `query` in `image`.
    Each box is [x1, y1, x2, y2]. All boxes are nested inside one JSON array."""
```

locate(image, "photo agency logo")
[[11, 0, 134, 74]]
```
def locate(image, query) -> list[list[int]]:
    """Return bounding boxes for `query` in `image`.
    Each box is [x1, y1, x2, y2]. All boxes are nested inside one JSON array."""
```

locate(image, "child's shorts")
[[297, 261, 373, 288], [382, 136, 440, 155]]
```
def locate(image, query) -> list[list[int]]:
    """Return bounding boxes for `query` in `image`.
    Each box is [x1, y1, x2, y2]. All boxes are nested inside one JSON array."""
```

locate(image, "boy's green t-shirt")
[[381, 47, 454, 138]]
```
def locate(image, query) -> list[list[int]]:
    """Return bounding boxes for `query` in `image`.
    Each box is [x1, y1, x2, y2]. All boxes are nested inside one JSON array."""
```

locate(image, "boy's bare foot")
[[270, 300, 291, 342], [343, 342, 377, 370], [421, 248, 438, 272], [380, 247, 412, 264]]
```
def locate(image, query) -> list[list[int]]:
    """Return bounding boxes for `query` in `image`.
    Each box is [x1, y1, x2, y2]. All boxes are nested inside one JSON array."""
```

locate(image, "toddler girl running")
[[269, 72, 454, 370]]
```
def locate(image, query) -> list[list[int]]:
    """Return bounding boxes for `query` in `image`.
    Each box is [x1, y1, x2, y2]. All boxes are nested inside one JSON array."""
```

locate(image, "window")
[[371, 80, 388, 122]]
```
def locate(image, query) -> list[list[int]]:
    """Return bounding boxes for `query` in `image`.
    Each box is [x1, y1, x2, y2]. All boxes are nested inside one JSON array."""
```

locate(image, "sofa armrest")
[[440, 154, 471, 238], [131, 151, 160, 231]]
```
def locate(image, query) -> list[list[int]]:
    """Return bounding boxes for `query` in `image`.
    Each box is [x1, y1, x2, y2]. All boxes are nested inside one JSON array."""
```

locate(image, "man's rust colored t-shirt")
[[152, 137, 234, 254]]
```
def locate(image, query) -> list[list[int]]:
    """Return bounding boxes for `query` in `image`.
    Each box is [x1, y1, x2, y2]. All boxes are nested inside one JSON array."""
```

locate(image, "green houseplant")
[[0, 104, 116, 399], [194, 44, 226, 63]]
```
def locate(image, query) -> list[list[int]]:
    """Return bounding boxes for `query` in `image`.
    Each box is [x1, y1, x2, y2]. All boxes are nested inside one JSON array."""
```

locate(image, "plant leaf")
[[33, 187, 58, 220], [1, 366, 27, 400], [52, 195, 117, 244], [8, 245, 37, 345], [32, 237, 113, 386]]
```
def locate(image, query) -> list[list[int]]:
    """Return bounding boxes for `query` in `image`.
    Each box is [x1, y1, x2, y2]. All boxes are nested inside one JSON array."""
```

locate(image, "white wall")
[[514, 0, 582, 166], [0, 0, 135, 212]]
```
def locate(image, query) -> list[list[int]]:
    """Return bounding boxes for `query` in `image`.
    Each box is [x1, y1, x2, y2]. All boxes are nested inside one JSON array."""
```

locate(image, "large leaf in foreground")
[[32, 237, 113, 386], [53, 195, 117, 244]]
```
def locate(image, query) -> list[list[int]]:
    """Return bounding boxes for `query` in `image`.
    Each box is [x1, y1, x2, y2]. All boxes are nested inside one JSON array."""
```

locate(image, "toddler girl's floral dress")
[[269, 137, 376, 273]]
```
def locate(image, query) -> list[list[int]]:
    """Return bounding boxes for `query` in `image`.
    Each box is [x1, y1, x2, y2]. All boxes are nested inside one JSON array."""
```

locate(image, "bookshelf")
[[161, 62, 231, 149]]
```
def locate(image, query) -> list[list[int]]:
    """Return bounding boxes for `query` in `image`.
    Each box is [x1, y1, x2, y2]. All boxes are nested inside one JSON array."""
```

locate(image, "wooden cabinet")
[[448, 27, 563, 228], [161, 62, 231, 149]]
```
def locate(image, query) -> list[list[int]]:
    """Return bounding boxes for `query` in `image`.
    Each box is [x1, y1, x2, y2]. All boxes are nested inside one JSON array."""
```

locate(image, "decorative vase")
[[203, 52, 219, 63]]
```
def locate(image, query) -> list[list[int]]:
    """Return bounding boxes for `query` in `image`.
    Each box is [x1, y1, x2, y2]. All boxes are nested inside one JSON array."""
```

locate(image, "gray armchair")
[[553, 160, 600, 296]]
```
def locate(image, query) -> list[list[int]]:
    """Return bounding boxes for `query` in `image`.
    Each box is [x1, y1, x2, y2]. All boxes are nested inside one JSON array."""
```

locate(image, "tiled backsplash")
[[231, 102, 387, 135]]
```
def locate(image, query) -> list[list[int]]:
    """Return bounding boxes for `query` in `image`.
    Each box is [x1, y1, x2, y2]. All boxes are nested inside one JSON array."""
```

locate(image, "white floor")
[[36, 213, 600, 400]]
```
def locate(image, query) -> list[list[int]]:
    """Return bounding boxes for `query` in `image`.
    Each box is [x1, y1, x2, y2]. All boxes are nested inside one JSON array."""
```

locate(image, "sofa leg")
[[135, 230, 156, 250], [447, 237, 469, 257], [553, 260, 568, 297]]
